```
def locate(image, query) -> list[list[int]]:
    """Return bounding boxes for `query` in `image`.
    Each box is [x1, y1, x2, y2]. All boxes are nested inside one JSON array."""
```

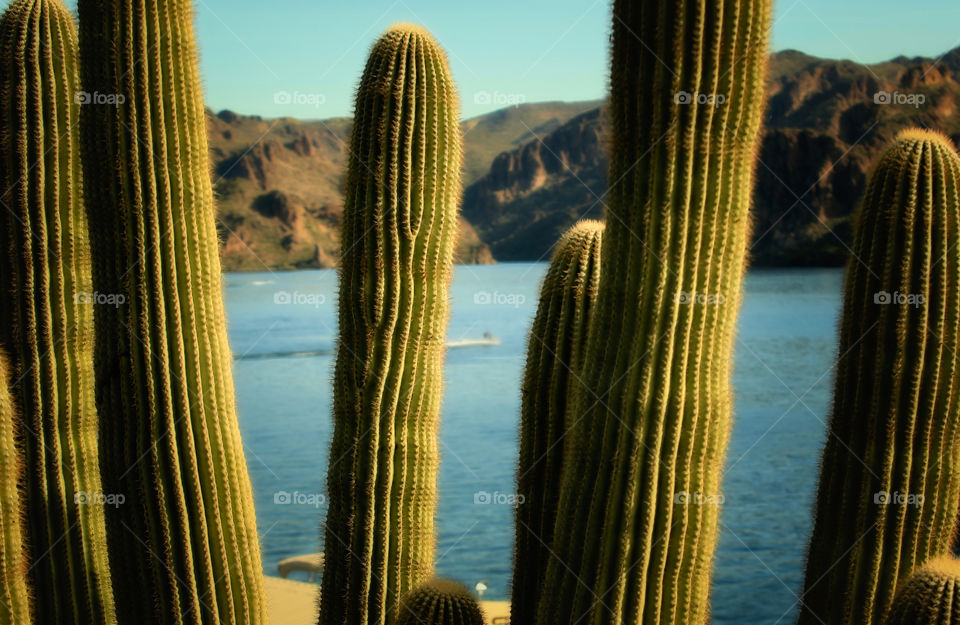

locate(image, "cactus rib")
[[0, 349, 32, 625]]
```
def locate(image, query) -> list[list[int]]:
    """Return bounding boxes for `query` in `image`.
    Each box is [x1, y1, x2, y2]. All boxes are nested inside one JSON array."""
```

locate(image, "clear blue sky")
[[62, 0, 960, 120]]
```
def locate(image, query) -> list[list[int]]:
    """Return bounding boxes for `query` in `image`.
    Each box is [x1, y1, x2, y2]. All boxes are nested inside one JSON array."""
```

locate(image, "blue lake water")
[[224, 264, 844, 624]]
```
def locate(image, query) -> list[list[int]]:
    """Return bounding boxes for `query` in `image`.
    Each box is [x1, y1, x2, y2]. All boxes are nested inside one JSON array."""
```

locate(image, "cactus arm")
[[511, 220, 603, 624], [798, 131, 960, 625], [0, 1, 116, 622], [319, 24, 461, 625], [76, 0, 266, 622], [537, 1, 772, 623]]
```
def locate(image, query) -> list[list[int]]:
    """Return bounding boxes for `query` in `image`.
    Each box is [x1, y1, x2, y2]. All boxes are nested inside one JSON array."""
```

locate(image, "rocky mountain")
[[209, 47, 960, 271], [461, 108, 608, 262], [207, 102, 598, 271], [462, 47, 960, 265]]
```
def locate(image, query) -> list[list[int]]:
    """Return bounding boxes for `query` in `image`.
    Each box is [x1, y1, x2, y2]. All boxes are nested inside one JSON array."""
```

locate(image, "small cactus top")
[[895, 127, 957, 148], [884, 558, 960, 624], [385, 21, 434, 37], [393, 578, 485, 625]]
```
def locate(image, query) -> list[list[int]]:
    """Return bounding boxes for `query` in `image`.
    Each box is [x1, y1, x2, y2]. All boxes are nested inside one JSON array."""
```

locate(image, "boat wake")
[[234, 336, 500, 361]]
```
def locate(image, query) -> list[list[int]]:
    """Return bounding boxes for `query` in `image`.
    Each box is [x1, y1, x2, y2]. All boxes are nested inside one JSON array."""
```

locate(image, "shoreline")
[[264, 576, 510, 624]]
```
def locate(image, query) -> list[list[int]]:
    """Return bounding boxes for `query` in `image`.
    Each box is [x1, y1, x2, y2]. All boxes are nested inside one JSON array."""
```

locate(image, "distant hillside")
[[460, 101, 601, 183], [462, 48, 960, 265], [461, 108, 607, 261], [208, 102, 599, 271], [209, 47, 960, 271]]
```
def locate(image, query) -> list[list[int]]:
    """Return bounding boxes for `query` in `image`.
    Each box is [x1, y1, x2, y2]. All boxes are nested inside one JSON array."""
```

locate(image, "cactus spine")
[[536, 0, 771, 623], [393, 579, 485, 625], [0, 349, 32, 625], [797, 130, 960, 625], [319, 23, 461, 625], [883, 558, 960, 625], [0, 0, 115, 622], [76, 0, 266, 622], [512, 220, 603, 624]]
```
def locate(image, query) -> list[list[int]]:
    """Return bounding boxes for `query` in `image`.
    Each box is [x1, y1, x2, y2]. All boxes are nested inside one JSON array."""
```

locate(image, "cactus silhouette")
[[536, 0, 772, 622], [883, 557, 960, 625], [393, 579, 485, 625], [0, 0, 115, 622], [797, 130, 960, 625], [319, 23, 461, 625], [0, 349, 32, 625], [512, 220, 603, 624], [76, 0, 266, 622]]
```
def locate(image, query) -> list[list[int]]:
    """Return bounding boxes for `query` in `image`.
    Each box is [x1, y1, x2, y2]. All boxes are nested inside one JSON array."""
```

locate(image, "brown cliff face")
[[461, 108, 607, 261], [207, 102, 596, 270], [460, 48, 960, 266], [750, 50, 960, 265], [209, 111, 349, 271]]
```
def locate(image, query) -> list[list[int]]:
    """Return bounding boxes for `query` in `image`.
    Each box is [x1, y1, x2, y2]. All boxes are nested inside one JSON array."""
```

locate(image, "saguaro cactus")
[[512, 220, 603, 624], [0, 1, 115, 623], [77, 0, 266, 623], [797, 130, 960, 625], [537, 0, 771, 623], [883, 558, 960, 625], [393, 579, 485, 625], [319, 23, 461, 625], [0, 350, 32, 625]]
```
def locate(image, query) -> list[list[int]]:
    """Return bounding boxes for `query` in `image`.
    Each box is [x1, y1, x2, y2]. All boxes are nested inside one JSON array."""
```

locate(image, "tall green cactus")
[[512, 220, 603, 624], [797, 130, 960, 625], [0, 349, 32, 625], [536, 0, 771, 623], [77, 0, 266, 622], [393, 579, 485, 625], [319, 23, 461, 625], [883, 558, 960, 625], [0, 0, 115, 623]]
